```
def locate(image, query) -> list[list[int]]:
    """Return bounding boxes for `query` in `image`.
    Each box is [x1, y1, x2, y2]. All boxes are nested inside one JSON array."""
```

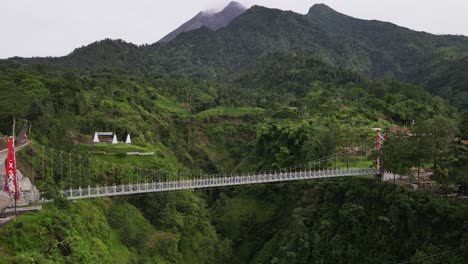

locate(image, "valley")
[[0, 2, 467, 263]]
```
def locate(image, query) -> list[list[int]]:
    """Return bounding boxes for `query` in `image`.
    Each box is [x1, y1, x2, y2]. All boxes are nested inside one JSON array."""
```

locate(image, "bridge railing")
[[59, 167, 377, 200]]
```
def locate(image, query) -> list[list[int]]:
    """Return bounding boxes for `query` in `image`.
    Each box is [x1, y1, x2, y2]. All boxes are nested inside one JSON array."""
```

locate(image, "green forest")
[[1, 3, 468, 264]]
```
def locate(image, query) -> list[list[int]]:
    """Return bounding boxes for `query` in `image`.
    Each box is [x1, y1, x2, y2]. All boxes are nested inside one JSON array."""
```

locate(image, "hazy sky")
[[1, 0, 467, 59]]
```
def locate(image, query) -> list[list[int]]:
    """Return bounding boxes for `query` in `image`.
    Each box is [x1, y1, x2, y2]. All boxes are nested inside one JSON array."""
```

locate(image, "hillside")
[[1, 48, 467, 264], [209, 180, 468, 263]]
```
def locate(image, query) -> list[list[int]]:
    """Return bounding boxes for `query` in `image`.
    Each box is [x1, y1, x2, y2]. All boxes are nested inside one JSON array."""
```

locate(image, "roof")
[[96, 132, 114, 136]]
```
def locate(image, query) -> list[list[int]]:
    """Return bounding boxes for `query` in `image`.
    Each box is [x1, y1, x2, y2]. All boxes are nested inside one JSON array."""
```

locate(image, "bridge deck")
[[59, 168, 377, 200]]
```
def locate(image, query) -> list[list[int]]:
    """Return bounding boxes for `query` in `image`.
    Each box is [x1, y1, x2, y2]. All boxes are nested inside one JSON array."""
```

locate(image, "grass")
[[78, 143, 152, 153], [74, 143, 182, 172], [154, 95, 190, 116], [195, 107, 264, 119], [333, 158, 374, 169]]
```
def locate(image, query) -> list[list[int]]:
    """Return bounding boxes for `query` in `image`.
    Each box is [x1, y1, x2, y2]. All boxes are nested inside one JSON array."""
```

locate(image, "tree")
[[383, 134, 413, 179], [410, 126, 432, 186], [443, 144, 468, 194], [460, 110, 468, 136], [407, 116, 458, 186], [415, 116, 458, 171], [272, 146, 294, 169]]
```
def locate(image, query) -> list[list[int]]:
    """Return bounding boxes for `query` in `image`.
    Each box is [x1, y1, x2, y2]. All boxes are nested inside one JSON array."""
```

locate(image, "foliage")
[[442, 144, 468, 193], [0, 199, 133, 263], [211, 180, 468, 263], [0, 197, 230, 263], [0, 5, 467, 263], [382, 134, 414, 176]]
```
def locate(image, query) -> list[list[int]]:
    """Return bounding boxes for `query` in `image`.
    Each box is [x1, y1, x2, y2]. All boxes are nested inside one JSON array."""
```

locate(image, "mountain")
[[2, 4, 468, 107], [157, 3, 468, 78], [149, 4, 468, 106], [158, 1, 247, 43]]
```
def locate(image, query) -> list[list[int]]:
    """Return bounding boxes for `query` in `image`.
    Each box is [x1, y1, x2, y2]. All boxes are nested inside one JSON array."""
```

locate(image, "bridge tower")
[[4, 137, 20, 213], [373, 128, 387, 180]]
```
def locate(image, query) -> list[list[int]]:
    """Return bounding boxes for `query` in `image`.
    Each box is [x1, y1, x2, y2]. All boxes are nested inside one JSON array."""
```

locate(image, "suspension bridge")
[[2, 136, 382, 204], [62, 168, 377, 200]]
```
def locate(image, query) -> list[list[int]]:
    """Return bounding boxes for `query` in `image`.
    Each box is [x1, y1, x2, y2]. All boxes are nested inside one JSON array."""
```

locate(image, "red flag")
[[4, 137, 20, 200]]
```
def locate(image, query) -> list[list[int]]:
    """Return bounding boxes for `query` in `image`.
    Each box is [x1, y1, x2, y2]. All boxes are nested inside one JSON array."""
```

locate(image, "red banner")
[[4, 137, 20, 200]]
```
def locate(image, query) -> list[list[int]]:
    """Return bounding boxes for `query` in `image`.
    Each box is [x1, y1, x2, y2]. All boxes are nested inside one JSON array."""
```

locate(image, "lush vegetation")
[[0, 53, 466, 262], [211, 180, 468, 263], [0, 3, 467, 263], [0, 195, 230, 263], [1, 180, 466, 263]]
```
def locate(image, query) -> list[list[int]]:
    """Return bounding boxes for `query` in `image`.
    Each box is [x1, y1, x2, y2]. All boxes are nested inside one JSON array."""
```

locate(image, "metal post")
[[60, 151, 63, 190], [79, 155, 82, 188], [42, 146, 45, 177], [88, 158, 91, 187], [346, 152, 349, 170], [12, 117, 15, 140], [69, 153, 72, 189], [50, 148, 53, 180]]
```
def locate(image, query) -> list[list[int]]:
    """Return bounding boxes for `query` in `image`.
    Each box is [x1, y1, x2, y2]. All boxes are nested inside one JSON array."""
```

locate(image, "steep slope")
[[149, 6, 351, 77], [306, 4, 468, 101], [411, 56, 468, 109], [211, 180, 468, 263], [0, 196, 231, 263], [155, 4, 468, 78], [159, 1, 247, 43]]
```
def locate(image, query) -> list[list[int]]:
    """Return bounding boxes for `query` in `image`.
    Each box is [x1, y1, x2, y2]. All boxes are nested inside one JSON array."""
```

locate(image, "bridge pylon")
[[373, 128, 388, 182]]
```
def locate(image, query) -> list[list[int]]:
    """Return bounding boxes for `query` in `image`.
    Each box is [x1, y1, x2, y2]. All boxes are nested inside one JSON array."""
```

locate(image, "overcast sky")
[[1, 0, 467, 59]]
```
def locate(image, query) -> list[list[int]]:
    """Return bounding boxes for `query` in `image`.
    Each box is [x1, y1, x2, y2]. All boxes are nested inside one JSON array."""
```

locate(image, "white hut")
[[112, 134, 118, 144], [93, 132, 100, 143]]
